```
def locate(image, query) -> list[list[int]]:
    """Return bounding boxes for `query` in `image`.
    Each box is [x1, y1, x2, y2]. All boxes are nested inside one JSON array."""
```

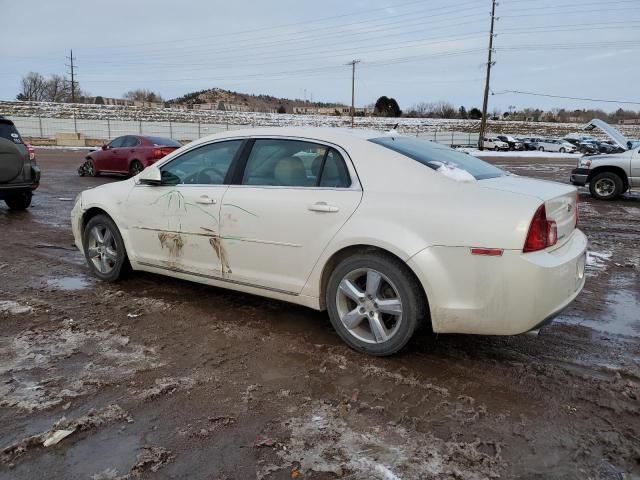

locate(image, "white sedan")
[[71, 128, 587, 356], [531, 138, 577, 153]]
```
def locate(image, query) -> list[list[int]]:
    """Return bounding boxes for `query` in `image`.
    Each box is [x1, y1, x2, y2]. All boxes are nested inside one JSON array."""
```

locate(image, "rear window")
[[0, 122, 23, 144], [145, 136, 181, 147], [369, 137, 506, 180]]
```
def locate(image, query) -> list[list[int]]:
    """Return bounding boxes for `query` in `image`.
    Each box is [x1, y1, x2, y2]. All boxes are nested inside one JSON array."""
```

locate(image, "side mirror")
[[101, 144, 108, 151], [137, 165, 161, 185]]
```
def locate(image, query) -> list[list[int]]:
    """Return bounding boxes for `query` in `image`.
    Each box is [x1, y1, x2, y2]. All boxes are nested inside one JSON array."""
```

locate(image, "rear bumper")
[[407, 229, 588, 335], [570, 168, 589, 186], [0, 183, 33, 199]]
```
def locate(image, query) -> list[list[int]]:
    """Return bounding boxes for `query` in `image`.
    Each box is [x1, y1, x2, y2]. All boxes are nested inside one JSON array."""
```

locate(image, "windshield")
[[145, 136, 181, 147], [370, 137, 507, 180]]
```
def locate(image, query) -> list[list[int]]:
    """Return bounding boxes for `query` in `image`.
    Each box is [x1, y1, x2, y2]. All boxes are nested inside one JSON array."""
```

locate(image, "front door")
[[219, 138, 362, 294], [123, 139, 245, 276]]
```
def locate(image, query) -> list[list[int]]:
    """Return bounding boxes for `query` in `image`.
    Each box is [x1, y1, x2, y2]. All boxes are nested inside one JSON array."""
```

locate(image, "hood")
[[584, 119, 629, 150]]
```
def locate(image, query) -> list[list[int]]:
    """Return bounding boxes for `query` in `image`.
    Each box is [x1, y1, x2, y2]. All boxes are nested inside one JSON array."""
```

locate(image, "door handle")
[[195, 196, 217, 205], [308, 201, 339, 213]]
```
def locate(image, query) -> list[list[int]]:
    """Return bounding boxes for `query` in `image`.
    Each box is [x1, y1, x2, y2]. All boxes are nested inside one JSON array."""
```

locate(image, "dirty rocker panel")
[[136, 261, 299, 296]]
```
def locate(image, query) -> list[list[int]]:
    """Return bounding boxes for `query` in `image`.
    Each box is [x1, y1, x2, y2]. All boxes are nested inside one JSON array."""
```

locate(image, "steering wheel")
[[196, 167, 226, 184]]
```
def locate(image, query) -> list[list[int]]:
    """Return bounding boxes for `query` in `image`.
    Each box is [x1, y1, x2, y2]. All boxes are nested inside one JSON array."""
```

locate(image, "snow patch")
[[0, 300, 33, 315], [436, 163, 477, 182]]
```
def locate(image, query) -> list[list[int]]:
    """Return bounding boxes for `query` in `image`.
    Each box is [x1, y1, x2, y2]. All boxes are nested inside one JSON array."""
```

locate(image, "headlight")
[[578, 159, 592, 168]]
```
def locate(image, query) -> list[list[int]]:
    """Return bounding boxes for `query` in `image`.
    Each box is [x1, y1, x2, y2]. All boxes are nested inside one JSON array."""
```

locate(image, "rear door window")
[[122, 136, 139, 148], [0, 122, 24, 144], [241, 139, 351, 188]]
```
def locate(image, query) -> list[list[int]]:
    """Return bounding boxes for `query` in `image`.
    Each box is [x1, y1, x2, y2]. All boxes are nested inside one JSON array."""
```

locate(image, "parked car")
[[72, 128, 587, 356], [563, 137, 598, 154], [571, 119, 640, 200], [0, 116, 41, 210], [515, 137, 538, 151], [481, 136, 510, 151], [496, 135, 524, 151], [530, 138, 576, 153], [80, 135, 182, 177], [597, 141, 624, 154]]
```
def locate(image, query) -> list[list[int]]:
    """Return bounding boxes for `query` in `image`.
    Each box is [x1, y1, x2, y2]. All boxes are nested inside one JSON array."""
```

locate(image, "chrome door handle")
[[195, 196, 217, 205], [308, 202, 339, 213]]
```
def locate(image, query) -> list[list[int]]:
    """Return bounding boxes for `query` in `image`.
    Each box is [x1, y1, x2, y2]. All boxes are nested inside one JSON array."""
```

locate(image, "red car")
[[83, 135, 181, 177]]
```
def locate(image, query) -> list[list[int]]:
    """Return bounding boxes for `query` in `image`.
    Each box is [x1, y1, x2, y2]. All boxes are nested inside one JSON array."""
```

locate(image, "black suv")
[[0, 116, 40, 210]]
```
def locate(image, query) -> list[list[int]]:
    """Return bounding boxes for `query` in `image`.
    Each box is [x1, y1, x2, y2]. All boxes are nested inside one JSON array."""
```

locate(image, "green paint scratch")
[[223, 203, 258, 218]]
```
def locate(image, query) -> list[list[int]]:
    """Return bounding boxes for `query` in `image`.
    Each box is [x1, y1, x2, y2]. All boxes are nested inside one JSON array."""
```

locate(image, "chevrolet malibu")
[[71, 128, 587, 356]]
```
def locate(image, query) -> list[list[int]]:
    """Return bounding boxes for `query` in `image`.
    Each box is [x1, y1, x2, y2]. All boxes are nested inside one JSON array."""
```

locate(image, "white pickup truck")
[[570, 119, 640, 200]]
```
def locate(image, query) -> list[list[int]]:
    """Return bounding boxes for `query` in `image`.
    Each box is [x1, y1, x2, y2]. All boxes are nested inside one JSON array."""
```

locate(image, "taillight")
[[26, 144, 36, 161], [523, 205, 557, 253], [153, 147, 173, 160]]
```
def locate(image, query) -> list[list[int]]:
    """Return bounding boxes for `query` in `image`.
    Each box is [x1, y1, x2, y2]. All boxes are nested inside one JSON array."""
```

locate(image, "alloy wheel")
[[335, 268, 403, 344], [594, 178, 615, 197], [87, 224, 118, 274]]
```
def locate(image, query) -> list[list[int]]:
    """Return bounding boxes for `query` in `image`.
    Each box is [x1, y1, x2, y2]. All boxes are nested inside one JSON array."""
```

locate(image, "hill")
[[168, 87, 346, 114]]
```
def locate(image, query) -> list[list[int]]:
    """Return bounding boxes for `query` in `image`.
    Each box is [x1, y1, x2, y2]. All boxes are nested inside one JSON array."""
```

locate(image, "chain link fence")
[[9, 115, 480, 147]]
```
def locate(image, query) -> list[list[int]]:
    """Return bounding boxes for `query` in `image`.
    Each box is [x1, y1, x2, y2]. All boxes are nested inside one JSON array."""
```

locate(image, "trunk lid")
[[479, 176, 577, 245]]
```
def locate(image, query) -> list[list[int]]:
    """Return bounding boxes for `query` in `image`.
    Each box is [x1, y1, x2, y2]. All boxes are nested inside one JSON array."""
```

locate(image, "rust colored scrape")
[[209, 237, 232, 275], [158, 232, 184, 257]]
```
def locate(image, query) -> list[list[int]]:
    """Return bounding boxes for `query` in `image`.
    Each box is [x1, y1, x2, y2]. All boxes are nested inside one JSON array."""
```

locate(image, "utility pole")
[[66, 49, 77, 103], [478, 0, 497, 150], [347, 60, 360, 128]]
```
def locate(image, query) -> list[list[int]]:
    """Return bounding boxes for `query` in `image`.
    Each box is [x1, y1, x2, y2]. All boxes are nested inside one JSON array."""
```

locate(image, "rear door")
[[219, 138, 362, 294], [120, 136, 140, 172]]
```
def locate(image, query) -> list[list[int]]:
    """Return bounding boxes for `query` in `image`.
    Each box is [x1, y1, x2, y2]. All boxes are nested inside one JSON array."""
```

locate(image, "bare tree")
[[17, 72, 48, 101], [45, 74, 72, 102], [123, 89, 164, 103]]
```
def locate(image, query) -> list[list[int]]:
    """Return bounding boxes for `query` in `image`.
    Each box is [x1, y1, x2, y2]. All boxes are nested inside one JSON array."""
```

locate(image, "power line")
[[494, 90, 640, 105]]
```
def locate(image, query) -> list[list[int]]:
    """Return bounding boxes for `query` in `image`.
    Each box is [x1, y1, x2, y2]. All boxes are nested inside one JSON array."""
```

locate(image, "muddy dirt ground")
[[0, 150, 638, 480]]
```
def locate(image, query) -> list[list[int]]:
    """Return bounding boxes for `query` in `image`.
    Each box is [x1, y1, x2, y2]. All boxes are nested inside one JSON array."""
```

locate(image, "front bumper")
[[407, 229, 588, 335], [70, 196, 84, 251], [570, 168, 590, 186]]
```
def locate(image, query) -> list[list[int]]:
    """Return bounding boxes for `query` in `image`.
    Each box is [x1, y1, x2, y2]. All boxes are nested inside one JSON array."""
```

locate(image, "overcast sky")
[[2, 0, 639, 112]]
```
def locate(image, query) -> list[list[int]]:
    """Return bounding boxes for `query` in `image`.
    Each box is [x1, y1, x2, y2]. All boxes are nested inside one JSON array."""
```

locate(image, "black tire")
[[86, 158, 99, 177], [83, 214, 129, 281], [129, 160, 144, 177], [559, 147, 566, 153], [589, 172, 624, 201], [326, 252, 425, 356], [538, 146, 544, 152], [5, 191, 32, 210]]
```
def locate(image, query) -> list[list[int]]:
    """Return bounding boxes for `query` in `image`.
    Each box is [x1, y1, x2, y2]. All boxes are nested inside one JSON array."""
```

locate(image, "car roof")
[[0, 117, 15, 126], [193, 126, 395, 146]]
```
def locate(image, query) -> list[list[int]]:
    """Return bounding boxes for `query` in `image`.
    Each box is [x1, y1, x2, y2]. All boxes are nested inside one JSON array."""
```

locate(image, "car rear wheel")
[[326, 253, 424, 356], [589, 172, 624, 201], [129, 160, 144, 177], [538, 146, 545, 152], [83, 214, 128, 281], [5, 191, 32, 210]]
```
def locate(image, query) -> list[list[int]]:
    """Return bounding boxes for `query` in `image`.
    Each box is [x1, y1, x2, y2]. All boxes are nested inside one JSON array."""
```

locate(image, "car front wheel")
[[589, 172, 624, 201], [559, 147, 566, 153], [538, 146, 545, 152], [326, 253, 425, 356], [83, 214, 129, 281]]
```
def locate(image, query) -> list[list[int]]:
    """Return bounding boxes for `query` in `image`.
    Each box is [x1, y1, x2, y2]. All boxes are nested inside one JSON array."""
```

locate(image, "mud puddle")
[[44, 276, 94, 291]]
